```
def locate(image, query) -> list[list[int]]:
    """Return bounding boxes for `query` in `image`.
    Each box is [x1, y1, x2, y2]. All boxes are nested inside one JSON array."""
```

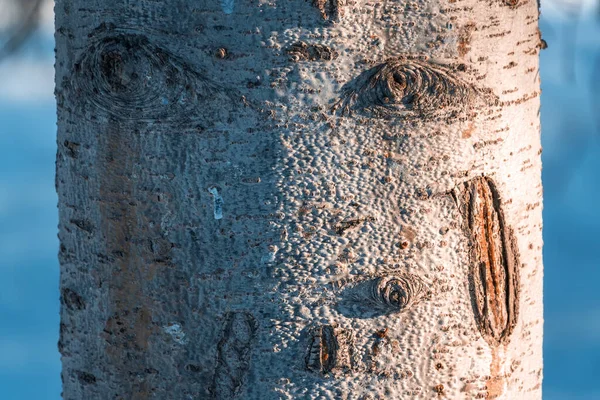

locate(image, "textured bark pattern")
[[455, 176, 520, 346], [211, 312, 258, 399], [56, 0, 543, 398]]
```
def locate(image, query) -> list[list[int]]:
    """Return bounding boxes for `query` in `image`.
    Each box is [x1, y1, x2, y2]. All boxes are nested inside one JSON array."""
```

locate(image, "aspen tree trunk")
[[55, 0, 543, 398]]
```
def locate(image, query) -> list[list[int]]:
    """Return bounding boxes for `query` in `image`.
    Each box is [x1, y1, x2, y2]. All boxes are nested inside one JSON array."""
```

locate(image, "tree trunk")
[[55, 0, 543, 398]]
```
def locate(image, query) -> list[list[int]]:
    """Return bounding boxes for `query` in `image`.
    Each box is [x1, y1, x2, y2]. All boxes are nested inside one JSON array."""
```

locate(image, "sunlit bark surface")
[[56, 0, 543, 398]]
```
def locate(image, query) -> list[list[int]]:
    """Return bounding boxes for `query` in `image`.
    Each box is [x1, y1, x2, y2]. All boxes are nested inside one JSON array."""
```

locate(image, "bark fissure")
[[455, 176, 520, 346]]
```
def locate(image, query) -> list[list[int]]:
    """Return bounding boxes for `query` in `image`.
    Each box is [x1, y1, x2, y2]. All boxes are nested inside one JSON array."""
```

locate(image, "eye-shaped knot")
[[333, 59, 494, 118], [337, 274, 428, 318], [72, 29, 234, 123], [369, 275, 425, 313]]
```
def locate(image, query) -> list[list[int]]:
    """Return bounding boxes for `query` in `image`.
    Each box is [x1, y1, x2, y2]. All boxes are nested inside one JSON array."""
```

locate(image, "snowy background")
[[0, 1, 598, 398]]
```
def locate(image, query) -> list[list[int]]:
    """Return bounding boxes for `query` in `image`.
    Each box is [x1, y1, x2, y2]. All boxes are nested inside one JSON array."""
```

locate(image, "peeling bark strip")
[[333, 58, 494, 118], [455, 176, 520, 346], [72, 27, 230, 122], [305, 325, 354, 374], [212, 312, 258, 399], [287, 41, 338, 62], [312, 0, 345, 22]]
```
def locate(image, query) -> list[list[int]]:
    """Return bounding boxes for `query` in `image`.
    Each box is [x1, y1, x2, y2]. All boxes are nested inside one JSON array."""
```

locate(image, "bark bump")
[[454, 176, 520, 346], [305, 325, 355, 374], [312, 0, 345, 22], [333, 58, 494, 118], [211, 312, 258, 399], [287, 41, 338, 62]]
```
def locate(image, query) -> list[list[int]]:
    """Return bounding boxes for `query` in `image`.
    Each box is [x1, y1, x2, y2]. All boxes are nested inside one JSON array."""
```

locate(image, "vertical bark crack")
[[455, 176, 520, 346]]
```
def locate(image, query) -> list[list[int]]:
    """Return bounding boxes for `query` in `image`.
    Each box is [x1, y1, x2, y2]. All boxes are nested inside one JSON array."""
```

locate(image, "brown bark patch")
[[486, 346, 506, 398], [462, 122, 475, 138], [458, 23, 476, 57], [454, 177, 520, 346], [97, 119, 167, 399]]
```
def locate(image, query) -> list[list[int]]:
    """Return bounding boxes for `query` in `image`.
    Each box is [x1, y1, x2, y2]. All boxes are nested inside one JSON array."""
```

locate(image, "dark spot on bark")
[[185, 364, 202, 373], [211, 312, 257, 399], [215, 48, 228, 59], [453, 176, 520, 346], [75, 370, 97, 385], [305, 325, 354, 374], [334, 216, 374, 235], [287, 41, 338, 62], [414, 187, 431, 200], [61, 288, 86, 310], [70, 219, 95, 234], [58, 322, 68, 354], [63, 140, 80, 158]]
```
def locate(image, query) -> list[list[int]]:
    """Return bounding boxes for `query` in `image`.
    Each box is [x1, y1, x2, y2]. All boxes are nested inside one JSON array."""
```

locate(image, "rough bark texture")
[[55, 0, 543, 399]]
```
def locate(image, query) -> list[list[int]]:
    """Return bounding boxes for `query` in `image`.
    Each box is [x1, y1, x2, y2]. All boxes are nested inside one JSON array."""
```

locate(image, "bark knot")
[[333, 58, 495, 119], [72, 26, 235, 123]]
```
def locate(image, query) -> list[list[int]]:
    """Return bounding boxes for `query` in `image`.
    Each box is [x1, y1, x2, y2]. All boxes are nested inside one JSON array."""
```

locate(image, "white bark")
[[56, 0, 543, 398]]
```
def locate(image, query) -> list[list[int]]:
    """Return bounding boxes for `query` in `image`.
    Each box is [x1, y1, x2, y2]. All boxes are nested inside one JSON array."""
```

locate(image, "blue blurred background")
[[0, 1, 598, 399]]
